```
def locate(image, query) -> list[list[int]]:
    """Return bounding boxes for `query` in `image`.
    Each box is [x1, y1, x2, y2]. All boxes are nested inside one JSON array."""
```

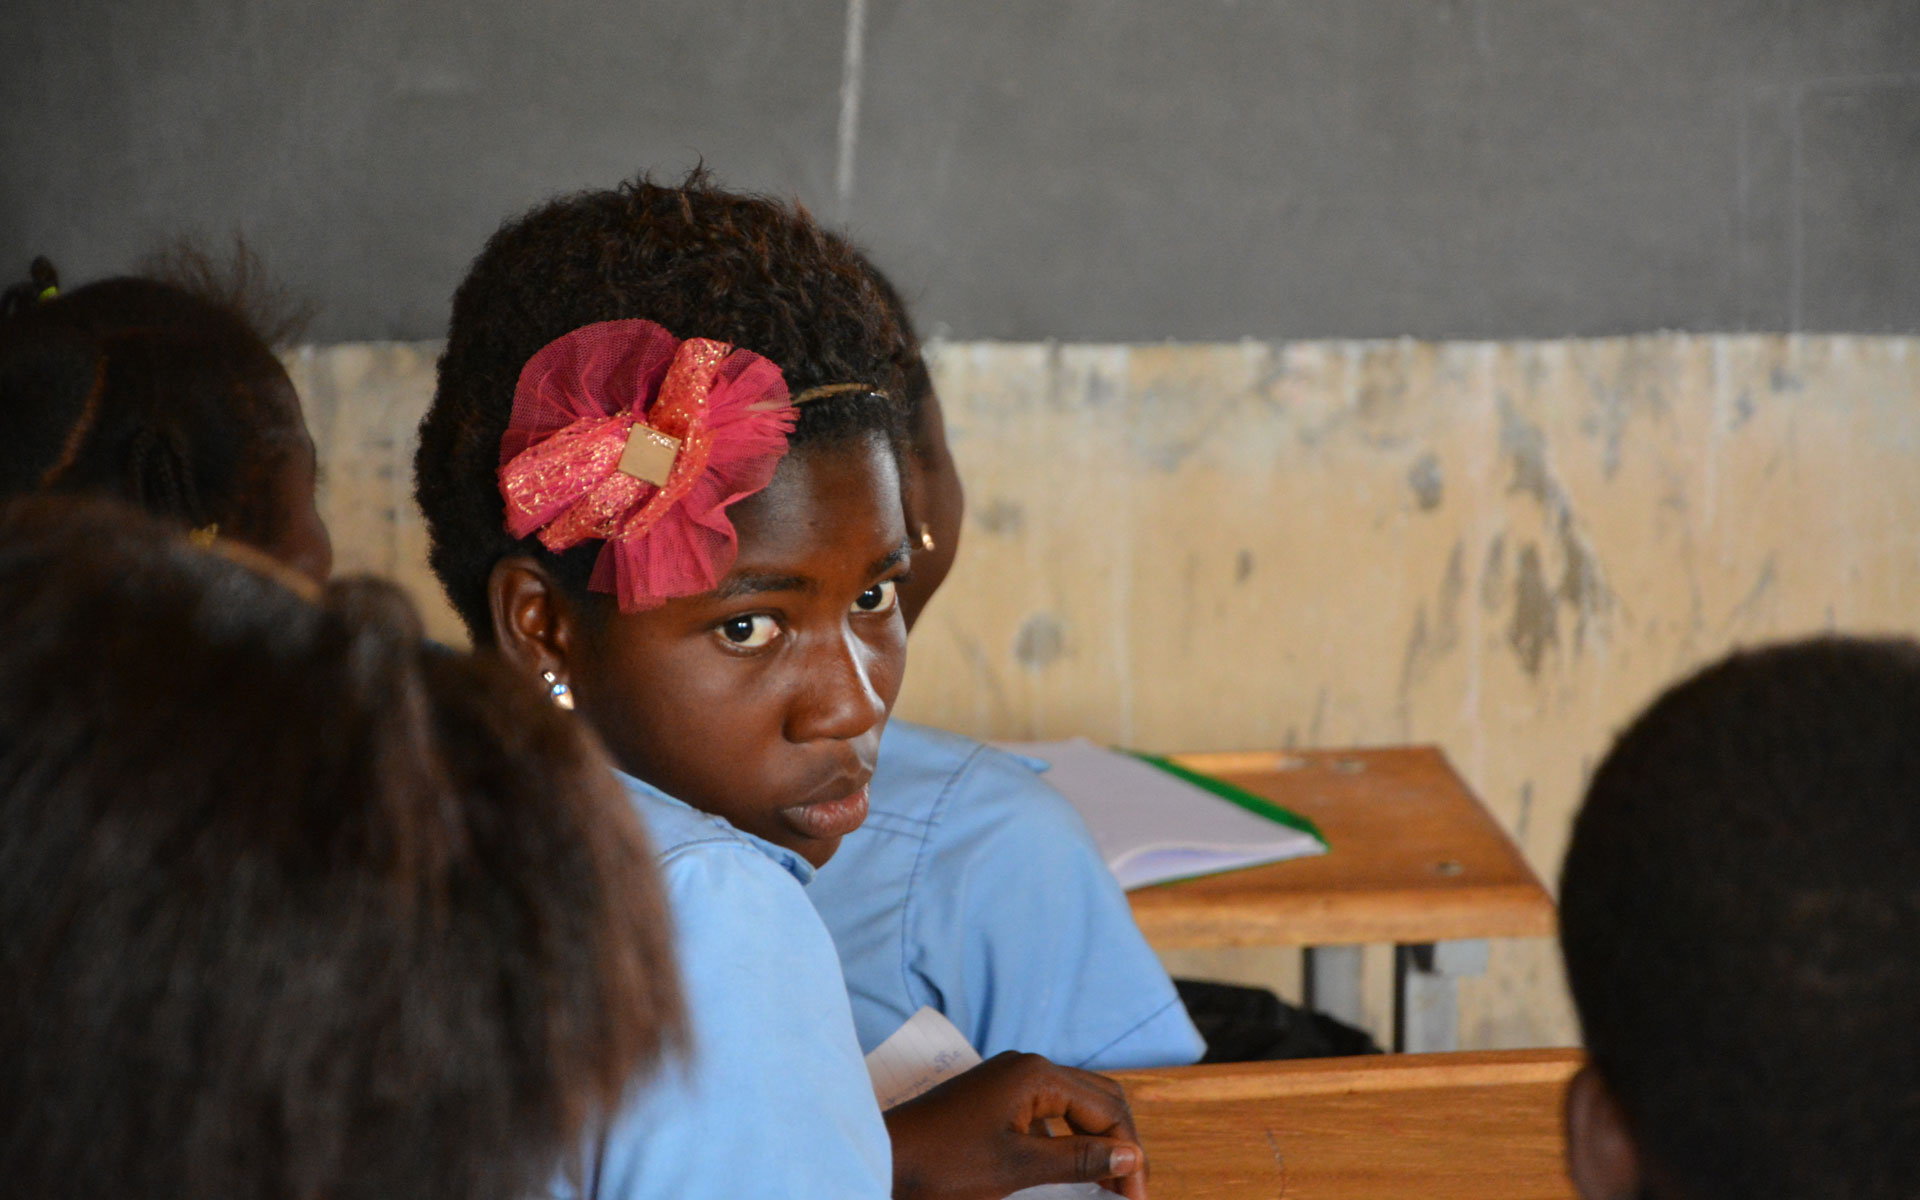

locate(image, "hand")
[[883, 1051, 1148, 1200]]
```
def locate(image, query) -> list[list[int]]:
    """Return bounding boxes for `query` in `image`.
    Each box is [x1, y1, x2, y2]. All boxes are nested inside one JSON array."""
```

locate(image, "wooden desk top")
[[1112, 1049, 1582, 1200], [1127, 747, 1556, 948]]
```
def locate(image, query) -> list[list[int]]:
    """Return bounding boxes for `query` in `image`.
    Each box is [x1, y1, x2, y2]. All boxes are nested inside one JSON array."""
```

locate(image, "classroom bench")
[[1129, 746, 1556, 1052], [1111, 1048, 1582, 1199]]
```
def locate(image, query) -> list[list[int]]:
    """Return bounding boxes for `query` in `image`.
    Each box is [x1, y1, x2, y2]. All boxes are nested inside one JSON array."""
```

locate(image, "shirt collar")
[[611, 767, 816, 887]]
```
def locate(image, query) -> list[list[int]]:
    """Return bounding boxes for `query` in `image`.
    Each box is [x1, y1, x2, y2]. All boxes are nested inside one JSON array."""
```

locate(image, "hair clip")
[[789, 381, 886, 406], [188, 523, 219, 547], [498, 320, 797, 613], [497, 319, 896, 613]]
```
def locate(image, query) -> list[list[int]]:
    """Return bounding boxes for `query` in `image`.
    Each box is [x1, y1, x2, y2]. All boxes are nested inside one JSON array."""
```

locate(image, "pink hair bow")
[[497, 319, 796, 612]]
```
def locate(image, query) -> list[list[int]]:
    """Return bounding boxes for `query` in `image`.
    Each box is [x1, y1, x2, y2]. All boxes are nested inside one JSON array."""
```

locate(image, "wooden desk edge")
[[1110, 1048, 1585, 1104], [1170, 746, 1467, 775], [1130, 882, 1559, 947], [1168, 749, 1371, 773]]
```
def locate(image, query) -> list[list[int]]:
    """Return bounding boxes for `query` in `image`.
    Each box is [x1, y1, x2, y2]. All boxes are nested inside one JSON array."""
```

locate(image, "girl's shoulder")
[[612, 768, 815, 887], [872, 721, 1094, 854], [874, 721, 1051, 803]]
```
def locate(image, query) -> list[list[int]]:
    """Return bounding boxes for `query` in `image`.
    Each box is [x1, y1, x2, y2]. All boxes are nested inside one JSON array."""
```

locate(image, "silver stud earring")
[[918, 522, 936, 553], [542, 670, 575, 711]]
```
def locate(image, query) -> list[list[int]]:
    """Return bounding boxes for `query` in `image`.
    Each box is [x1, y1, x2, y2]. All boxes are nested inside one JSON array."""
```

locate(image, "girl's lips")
[[780, 785, 871, 841]]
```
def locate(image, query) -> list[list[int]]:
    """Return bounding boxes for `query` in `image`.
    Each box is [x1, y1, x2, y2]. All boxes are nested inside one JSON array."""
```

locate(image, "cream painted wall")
[[290, 334, 1920, 1050]]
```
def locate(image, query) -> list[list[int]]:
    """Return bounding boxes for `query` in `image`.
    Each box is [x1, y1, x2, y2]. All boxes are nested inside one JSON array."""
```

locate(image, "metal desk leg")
[[1393, 940, 1490, 1053], [1302, 944, 1366, 1031]]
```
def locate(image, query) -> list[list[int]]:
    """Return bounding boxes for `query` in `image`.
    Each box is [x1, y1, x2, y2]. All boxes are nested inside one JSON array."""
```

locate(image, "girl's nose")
[[786, 627, 887, 744]]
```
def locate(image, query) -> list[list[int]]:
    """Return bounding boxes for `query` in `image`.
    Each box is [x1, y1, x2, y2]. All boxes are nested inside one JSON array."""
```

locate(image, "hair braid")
[[122, 424, 211, 528]]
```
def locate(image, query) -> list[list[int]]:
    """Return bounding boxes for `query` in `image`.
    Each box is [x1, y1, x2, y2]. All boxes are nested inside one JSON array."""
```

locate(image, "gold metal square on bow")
[[618, 424, 682, 486]]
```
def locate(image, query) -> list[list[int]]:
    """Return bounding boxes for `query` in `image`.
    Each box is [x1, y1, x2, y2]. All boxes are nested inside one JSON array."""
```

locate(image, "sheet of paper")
[[864, 1011, 1116, 1200], [997, 738, 1326, 889], [865, 1005, 982, 1110]]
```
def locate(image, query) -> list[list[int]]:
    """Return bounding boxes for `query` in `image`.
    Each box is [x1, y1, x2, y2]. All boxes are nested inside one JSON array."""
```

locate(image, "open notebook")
[[995, 738, 1327, 889], [866, 1006, 1110, 1200]]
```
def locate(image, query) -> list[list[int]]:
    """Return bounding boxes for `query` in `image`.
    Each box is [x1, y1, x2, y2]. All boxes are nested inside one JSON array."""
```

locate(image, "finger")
[[1042, 1059, 1129, 1105], [1027, 1071, 1140, 1146], [1104, 1163, 1151, 1200], [1021, 1134, 1146, 1189]]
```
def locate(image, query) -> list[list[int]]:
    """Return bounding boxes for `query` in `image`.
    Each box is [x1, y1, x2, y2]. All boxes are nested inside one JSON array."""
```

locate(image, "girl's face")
[[245, 369, 333, 584], [261, 429, 333, 584], [566, 435, 910, 868]]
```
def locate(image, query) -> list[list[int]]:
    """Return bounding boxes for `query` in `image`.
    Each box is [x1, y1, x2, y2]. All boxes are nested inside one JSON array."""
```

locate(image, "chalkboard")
[[5, 0, 1919, 342]]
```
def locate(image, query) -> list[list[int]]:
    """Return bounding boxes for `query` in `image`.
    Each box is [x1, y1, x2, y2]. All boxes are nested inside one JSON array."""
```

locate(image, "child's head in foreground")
[[0, 497, 682, 1200], [0, 251, 332, 581], [415, 171, 914, 867], [1559, 636, 1920, 1200]]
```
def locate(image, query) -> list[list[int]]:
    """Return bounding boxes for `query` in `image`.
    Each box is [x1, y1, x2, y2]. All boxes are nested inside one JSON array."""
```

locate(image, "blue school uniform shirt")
[[810, 721, 1205, 1071], [563, 770, 893, 1200]]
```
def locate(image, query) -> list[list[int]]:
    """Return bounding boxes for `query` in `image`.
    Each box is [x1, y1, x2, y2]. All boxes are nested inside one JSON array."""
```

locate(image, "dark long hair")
[[0, 496, 683, 1200]]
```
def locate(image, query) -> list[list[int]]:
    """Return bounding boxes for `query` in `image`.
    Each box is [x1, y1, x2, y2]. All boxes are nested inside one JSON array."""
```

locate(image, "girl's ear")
[[1564, 1063, 1644, 1200], [487, 556, 576, 680]]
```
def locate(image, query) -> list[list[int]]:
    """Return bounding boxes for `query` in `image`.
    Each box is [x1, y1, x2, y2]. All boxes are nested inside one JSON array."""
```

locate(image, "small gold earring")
[[542, 670, 575, 711], [918, 522, 936, 553]]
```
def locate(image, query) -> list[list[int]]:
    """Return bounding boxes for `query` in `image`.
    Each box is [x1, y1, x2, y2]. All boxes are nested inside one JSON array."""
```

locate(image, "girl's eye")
[[717, 614, 781, 649], [853, 580, 898, 615]]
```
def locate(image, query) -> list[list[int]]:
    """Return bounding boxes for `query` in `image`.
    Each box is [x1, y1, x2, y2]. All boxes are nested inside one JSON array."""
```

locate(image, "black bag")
[[1174, 978, 1382, 1062]]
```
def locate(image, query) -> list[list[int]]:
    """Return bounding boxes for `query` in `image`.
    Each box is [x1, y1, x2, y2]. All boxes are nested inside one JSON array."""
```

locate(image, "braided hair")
[[0, 248, 316, 555]]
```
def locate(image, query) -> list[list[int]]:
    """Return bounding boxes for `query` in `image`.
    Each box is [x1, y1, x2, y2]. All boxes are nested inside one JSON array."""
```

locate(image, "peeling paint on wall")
[[1509, 544, 1558, 676], [1407, 451, 1445, 511], [1013, 612, 1068, 671], [975, 497, 1026, 536]]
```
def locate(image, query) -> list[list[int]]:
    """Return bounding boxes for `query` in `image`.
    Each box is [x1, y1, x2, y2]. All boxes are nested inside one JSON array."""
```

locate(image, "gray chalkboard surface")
[[5, 0, 1919, 342]]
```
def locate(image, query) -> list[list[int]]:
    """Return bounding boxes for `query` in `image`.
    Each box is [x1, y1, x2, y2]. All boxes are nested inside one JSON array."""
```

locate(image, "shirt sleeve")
[[906, 748, 1206, 1071], [569, 841, 893, 1200]]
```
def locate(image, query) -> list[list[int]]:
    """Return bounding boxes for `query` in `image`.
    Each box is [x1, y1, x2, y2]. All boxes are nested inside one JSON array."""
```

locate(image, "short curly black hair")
[[415, 171, 912, 641], [1560, 636, 1920, 1200]]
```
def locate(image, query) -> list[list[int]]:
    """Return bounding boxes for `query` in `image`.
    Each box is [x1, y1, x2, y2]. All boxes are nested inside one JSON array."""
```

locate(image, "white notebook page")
[[996, 738, 1325, 888]]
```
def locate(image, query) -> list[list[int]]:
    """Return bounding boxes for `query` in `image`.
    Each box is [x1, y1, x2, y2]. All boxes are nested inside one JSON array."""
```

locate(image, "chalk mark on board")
[[836, 0, 869, 220]]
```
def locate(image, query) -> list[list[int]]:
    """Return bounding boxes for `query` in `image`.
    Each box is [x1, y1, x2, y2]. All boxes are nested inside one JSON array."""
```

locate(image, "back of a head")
[[0, 253, 326, 575], [415, 169, 913, 640], [0, 497, 681, 1200], [836, 237, 935, 433], [1560, 637, 1920, 1200]]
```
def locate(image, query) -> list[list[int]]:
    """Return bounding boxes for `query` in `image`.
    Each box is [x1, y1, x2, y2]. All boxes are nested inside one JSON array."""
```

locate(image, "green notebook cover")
[[1123, 750, 1328, 848]]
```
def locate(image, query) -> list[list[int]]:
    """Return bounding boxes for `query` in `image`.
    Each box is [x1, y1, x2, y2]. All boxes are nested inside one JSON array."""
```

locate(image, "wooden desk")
[[1112, 1049, 1582, 1199], [1127, 747, 1556, 1051]]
